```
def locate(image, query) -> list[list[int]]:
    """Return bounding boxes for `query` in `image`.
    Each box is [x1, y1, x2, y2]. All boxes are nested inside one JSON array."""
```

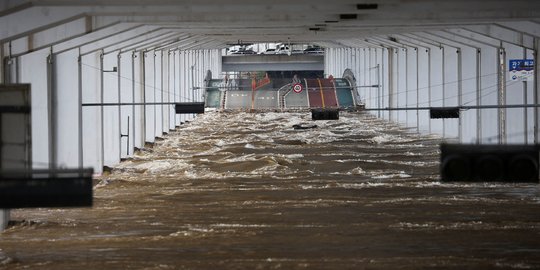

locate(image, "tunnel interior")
[[1, 1, 540, 268]]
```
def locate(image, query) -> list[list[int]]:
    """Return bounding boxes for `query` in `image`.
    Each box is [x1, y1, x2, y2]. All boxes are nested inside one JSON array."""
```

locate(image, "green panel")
[[205, 90, 221, 108], [205, 80, 223, 108], [334, 79, 355, 108]]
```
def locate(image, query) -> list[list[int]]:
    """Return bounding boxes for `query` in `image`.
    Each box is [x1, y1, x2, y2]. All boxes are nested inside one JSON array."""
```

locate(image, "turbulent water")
[[2, 111, 540, 269]]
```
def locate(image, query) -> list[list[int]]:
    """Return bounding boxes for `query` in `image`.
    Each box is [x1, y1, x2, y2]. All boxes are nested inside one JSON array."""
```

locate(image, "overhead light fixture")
[[357, 3, 378, 10], [103, 67, 117, 72], [339, 14, 358, 20]]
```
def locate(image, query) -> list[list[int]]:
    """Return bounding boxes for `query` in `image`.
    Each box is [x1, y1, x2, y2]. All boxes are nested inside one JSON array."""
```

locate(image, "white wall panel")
[[396, 48, 407, 124], [443, 46, 459, 139], [174, 51, 181, 126], [460, 48, 480, 143], [382, 49, 390, 120], [103, 52, 120, 166], [417, 48, 430, 133], [154, 50, 164, 137], [505, 43, 528, 144], [81, 52, 102, 172], [134, 51, 145, 149], [168, 51, 176, 130], [178, 51, 186, 124], [314, 31, 538, 145], [144, 51, 156, 142], [406, 48, 418, 129], [120, 51, 134, 158], [429, 47, 444, 135], [54, 49, 80, 168], [372, 48, 383, 119], [525, 48, 535, 144], [18, 48, 50, 169], [479, 47, 499, 143], [389, 48, 398, 121]]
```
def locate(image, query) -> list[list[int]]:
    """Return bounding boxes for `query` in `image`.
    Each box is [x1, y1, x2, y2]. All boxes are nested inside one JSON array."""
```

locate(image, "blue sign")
[[509, 59, 534, 71], [509, 59, 534, 81]]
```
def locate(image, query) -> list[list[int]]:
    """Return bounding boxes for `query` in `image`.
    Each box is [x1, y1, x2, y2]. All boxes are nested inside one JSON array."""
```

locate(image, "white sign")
[[292, 83, 303, 93], [509, 59, 534, 81]]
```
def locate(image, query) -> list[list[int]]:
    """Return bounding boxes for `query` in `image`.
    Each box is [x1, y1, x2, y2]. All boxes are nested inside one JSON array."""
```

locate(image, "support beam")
[[0, 7, 87, 42], [460, 25, 535, 49], [51, 23, 145, 55]]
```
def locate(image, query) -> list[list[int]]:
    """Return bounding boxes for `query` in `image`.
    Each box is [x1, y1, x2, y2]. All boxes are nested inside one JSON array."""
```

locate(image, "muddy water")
[[1, 111, 540, 269]]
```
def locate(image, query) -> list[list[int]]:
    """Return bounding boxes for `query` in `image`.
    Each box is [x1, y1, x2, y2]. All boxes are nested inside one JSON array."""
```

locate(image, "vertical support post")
[[416, 48, 420, 133], [161, 50, 165, 132], [0, 112, 2, 168], [126, 116, 130, 156], [441, 46, 446, 136], [405, 48, 409, 125], [0, 209, 8, 231], [131, 51, 136, 152], [47, 50, 57, 170], [77, 51, 83, 169], [476, 49, 482, 144], [0, 104, 5, 230], [166, 50, 170, 131], [142, 51, 146, 145], [534, 38, 539, 144], [191, 65, 195, 101], [377, 63, 381, 118], [427, 48, 432, 133], [523, 47, 528, 144], [173, 50, 177, 126], [153, 51, 157, 138], [0, 42, 4, 84], [395, 48, 399, 121], [498, 47, 507, 144], [457, 48, 463, 142], [15, 56, 20, 83], [99, 51, 105, 169], [369, 48, 373, 113], [4, 42, 12, 83], [117, 53, 122, 161], [388, 48, 394, 121]]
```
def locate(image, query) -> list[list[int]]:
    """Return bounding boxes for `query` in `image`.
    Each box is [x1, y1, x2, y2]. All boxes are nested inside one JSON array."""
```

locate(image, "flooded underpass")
[[1, 111, 540, 269]]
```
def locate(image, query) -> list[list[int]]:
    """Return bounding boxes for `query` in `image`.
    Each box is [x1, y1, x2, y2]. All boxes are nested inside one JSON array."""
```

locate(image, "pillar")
[[0, 210, 8, 231]]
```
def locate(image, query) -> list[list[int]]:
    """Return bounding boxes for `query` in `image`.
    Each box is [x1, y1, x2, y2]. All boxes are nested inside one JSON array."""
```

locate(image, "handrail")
[[277, 83, 293, 109]]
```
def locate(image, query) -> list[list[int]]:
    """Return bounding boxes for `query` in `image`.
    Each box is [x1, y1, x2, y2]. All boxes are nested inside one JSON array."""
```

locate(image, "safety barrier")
[[440, 144, 539, 183]]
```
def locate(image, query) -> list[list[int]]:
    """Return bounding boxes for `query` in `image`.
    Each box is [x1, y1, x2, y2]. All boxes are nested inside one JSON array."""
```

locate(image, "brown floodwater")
[[1, 111, 540, 269]]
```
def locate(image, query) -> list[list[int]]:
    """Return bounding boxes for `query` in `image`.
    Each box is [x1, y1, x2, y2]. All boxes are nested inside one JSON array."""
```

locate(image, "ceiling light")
[[357, 3, 378, 10], [339, 14, 358, 20]]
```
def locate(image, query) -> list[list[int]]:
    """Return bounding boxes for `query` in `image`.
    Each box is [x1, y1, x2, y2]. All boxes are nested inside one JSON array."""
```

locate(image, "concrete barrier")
[[311, 108, 339, 120]]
